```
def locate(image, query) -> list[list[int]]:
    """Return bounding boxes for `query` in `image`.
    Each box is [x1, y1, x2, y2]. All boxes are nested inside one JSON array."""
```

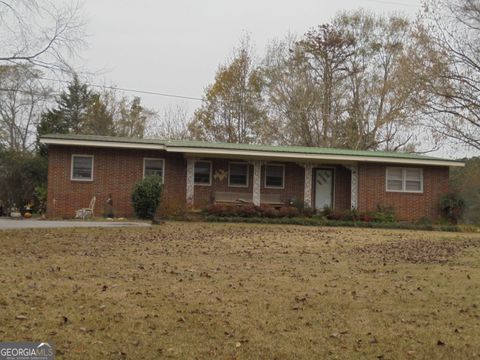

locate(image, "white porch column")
[[346, 165, 358, 210], [186, 158, 195, 208], [303, 163, 313, 208], [252, 160, 262, 206]]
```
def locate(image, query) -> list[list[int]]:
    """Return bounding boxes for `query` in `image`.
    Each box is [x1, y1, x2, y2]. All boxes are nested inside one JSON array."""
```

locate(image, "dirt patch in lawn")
[[353, 237, 480, 264]]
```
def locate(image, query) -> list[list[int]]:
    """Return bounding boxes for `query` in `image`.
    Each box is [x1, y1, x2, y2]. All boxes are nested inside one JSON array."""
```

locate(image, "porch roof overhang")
[[40, 134, 465, 167]]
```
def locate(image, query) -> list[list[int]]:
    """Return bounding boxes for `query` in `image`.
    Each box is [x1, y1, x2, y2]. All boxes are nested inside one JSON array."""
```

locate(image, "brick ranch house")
[[40, 134, 464, 221]]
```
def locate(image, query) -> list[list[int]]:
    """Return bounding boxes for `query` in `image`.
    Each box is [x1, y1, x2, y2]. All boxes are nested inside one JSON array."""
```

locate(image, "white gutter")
[[40, 138, 166, 151]]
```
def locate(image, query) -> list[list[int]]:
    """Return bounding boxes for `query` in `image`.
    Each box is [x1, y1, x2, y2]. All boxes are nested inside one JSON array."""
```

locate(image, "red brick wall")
[[46, 145, 186, 218], [46, 145, 449, 220], [357, 163, 449, 221]]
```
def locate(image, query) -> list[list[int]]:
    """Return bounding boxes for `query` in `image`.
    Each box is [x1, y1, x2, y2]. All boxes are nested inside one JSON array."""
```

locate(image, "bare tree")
[[420, 0, 480, 151], [0, 0, 85, 72], [0, 65, 51, 151], [147, 105, 191, 140]]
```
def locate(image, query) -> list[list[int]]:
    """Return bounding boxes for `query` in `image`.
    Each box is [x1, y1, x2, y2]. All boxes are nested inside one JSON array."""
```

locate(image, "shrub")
[[326, 211, 342, 221], [258, 205, 279, 218], [34, 184, 47, 215], [237, 205, 258, 217], [0, 151, 47, 211], [319, 205, 333, 217], [416, 216, 432, 226], [440, 193, 465, 224], [131, 175, 163, 219], [278, 206, 300, 218], [302, 206, 315, 217], [341, 209, 360, 221], [370, 205, 396, 223], [359, 213, 374, 223]]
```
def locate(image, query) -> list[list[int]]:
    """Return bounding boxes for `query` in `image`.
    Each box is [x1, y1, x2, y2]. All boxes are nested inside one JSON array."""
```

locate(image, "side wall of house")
[[46, 145, 186, 218], [358, 162, 449, 221]]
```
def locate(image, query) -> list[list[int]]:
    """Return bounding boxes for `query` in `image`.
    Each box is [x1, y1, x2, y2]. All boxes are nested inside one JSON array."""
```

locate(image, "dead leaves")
[[0, 223, 479, 359], [352, 238, 480, 264]]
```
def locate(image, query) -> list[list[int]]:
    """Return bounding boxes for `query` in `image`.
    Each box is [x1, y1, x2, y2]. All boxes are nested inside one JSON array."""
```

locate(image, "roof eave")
[[168, 147, 465, 167], [39, 137, 167, 151]]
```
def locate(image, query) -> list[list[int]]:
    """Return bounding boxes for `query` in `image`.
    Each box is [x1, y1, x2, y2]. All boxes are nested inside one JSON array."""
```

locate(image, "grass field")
[[0, 222, 479, 359]]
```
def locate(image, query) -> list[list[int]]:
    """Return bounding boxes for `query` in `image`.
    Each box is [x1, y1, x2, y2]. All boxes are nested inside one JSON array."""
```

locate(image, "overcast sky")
[[70, 0, 473, 157], [77, 0, 421, 112]]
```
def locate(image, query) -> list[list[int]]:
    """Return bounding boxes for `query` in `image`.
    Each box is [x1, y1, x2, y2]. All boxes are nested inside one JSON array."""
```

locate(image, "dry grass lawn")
[[0, 222, 479, 359]]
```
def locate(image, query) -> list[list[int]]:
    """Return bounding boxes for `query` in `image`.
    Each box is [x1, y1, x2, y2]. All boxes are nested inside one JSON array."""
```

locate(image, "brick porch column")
[[186, 158, 195, 208], [303, 163, 313, 208], [252, 160, 262, 206], [346, 165, 358, 210]]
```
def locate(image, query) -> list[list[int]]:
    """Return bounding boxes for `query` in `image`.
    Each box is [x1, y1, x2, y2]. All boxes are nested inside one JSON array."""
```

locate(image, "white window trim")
[[71, 154, 94, 182], [386, 167, 423, 193], [264, 163, 285, 189], [228, 162, 249, 188], [143, 158, 165, 182], [194, 160, 212, 186]]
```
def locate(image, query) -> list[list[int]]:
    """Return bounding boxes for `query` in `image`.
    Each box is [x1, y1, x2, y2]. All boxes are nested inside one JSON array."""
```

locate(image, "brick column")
[[303, 164, 313, 208], [186, 158, 195, 208], [346, 165, 358, 210], [252, 160, 261, 206]]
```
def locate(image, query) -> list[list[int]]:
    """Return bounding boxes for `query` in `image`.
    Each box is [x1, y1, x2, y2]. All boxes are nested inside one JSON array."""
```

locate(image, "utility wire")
[[36, 76, 203, 101]]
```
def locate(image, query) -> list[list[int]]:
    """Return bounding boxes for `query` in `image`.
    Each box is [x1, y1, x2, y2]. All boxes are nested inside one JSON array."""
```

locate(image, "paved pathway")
[[0, 217, 151, 230]]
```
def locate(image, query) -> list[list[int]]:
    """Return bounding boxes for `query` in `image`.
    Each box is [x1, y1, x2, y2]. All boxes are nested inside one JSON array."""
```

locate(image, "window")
[[194, 161, 212, 185], [386, 167, 423, 193], [71, 155, 93, 181], [265, 164, 285, 188], [228, 162, 249, 187], [143, 158, 164, 181]]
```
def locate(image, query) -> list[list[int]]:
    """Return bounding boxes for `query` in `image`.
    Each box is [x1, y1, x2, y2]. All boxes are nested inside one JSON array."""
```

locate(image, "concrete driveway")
[[0, 217, 151, 230]]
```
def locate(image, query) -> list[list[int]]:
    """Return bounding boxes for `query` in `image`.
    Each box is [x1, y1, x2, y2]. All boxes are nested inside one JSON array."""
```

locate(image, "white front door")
[[315, 168, 333, 210]]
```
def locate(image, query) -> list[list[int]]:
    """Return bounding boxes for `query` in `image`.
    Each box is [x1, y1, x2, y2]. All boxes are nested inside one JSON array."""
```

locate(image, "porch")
[[185, 158, 358, 211]]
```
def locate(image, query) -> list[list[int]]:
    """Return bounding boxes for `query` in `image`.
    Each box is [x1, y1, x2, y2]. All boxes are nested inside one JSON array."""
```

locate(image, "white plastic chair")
[[75, 196, 96, 220]]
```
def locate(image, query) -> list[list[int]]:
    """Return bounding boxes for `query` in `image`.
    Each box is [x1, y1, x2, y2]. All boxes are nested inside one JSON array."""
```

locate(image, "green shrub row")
[[203, 203, 313, 218], [203, 203, 395, 222]]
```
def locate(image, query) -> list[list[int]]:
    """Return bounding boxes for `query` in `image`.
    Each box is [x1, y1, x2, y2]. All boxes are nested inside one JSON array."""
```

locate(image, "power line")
[[38, 76, 203, 101]]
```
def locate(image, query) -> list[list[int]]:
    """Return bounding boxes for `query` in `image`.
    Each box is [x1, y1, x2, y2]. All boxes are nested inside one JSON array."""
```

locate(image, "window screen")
[[265, 164, 284, 188], [194, 161, 211, 185], [229, 163, 248, 187], [72, 155, 93, 180]]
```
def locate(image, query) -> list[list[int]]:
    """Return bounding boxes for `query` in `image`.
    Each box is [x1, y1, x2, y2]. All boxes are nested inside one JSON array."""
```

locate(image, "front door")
[[315, 168, 334, 210]]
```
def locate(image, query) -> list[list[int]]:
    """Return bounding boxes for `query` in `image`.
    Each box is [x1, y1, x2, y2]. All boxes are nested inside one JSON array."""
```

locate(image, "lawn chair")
[[75, 196, 96, 220]]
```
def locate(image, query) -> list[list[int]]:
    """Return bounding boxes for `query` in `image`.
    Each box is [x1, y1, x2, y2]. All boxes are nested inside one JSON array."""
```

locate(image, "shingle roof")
[[40, 133, 464, 166]]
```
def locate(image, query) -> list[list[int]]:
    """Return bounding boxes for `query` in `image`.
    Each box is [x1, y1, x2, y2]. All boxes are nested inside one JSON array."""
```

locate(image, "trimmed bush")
[[131, 175, 163, 219]]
